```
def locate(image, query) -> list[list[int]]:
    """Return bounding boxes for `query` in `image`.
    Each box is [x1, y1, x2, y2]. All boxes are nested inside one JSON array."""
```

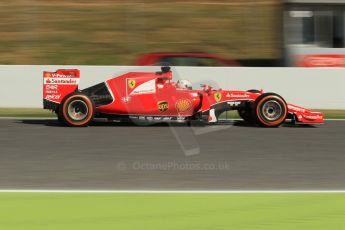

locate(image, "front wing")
[[287, 104, 324, 124]]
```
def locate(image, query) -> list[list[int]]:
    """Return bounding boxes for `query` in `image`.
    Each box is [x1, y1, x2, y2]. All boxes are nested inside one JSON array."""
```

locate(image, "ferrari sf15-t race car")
[[43, 67, 324, 127]]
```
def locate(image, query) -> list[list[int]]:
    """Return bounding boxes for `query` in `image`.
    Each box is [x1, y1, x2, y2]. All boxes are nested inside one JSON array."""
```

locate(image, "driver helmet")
[[176, 79, 192, 90]]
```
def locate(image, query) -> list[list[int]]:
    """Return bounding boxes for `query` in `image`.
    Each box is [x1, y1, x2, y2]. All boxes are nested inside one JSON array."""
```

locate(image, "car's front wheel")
[[58, 93, 95, 127], [238, 107, 256, 123], [254, 93, 287, 127]]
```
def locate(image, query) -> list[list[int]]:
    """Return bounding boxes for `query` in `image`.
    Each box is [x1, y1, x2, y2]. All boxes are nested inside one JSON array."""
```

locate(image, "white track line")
[[0, 190, 345, 193], [1, 117, 345, 121]]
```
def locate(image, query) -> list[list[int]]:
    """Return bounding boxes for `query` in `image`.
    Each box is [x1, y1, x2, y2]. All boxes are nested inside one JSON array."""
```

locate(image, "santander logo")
[[44, 78, 78, 84], [44, 72, 79, 85]]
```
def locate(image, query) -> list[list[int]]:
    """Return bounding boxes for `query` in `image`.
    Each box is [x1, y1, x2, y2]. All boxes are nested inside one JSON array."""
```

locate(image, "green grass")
[[0, 193, 345, 230], [318, 110, 345, 119], [0, 108, 55, 117], [1, 108, 345, 119]]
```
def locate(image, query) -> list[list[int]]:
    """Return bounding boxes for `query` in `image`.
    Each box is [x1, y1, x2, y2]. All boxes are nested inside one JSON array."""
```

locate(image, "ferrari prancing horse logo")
[[128, 79, 136, 89], [214, 92, 222, 102]]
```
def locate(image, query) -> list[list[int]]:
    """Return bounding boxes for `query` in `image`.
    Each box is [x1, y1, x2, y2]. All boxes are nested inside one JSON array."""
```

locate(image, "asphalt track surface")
[[0, 118, 344, 190]]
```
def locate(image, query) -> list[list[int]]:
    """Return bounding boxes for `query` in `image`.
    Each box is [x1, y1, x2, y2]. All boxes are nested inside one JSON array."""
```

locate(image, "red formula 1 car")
[[43, 67, 324, 127]]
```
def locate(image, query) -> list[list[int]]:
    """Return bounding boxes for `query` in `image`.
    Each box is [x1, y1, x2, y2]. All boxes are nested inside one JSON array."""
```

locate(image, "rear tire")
[[57, 113, 64, 125], [58, 93, 95, 127]]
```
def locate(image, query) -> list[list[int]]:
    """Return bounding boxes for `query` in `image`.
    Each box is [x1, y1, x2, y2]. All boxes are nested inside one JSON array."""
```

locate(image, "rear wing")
[[43, 69, 80, 110]]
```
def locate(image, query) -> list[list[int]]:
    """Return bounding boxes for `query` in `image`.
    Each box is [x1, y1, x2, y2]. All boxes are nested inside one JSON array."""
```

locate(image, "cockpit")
[[176, 79, 192, 90]]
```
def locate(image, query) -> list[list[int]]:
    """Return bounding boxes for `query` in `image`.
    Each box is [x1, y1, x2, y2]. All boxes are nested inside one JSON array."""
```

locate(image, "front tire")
[[254, 93, 287, 127], [58, 93, 95, 127], [238, 107, 256, 123]]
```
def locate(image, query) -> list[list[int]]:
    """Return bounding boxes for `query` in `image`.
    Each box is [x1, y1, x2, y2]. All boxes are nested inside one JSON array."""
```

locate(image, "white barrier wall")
[[0, 65, 344, 109]]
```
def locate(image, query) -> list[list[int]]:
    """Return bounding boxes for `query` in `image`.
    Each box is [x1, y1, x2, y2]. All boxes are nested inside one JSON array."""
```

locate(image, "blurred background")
[[1, 0, 345, 67]]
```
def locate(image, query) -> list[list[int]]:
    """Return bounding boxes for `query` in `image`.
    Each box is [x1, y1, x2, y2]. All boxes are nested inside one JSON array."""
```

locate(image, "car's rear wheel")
[[58, 93, 95, 127], [254, 93, 287, 127]]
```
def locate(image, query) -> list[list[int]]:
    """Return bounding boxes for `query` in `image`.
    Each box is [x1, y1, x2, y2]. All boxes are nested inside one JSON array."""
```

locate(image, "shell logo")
[[176, 99, 192, 113]]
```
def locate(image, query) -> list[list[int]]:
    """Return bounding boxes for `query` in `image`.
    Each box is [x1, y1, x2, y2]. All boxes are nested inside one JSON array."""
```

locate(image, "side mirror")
[[157, 66, 172, 81], [161, 66, 171, 73]]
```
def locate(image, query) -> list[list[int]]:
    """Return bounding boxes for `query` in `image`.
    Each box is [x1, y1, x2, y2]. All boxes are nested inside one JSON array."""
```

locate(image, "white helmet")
[[176, 79, 192, 90]]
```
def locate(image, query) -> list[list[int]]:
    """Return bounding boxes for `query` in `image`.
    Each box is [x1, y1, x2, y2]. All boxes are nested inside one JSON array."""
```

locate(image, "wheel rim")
[[261, 100, 283, 121], [67, 100, 89, 121]]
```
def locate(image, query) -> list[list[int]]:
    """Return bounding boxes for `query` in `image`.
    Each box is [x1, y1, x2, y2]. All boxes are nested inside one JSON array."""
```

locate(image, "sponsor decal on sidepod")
[[176, 99, 192, 113], [158, 101, 169, 112]]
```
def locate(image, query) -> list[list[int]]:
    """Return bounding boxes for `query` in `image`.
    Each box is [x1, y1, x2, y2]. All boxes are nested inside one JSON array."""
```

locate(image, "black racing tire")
[[238, 106, 256, 123], [58, 93, 95, 127], [237, 89, 260, 123], [57, 113, 65, 124], [254, 93, 288, 127]]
